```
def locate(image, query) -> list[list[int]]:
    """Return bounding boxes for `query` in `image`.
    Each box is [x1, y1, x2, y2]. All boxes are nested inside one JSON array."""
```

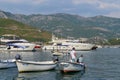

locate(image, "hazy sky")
[[0, 0, 120, 18]]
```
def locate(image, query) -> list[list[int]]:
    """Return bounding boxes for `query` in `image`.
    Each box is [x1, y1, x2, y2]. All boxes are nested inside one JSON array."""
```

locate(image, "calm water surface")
[[0, 48, 120, 80]]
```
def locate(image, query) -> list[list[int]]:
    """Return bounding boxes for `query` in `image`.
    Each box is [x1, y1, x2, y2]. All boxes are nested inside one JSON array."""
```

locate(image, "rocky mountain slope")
[[0, 10, 120, 39]]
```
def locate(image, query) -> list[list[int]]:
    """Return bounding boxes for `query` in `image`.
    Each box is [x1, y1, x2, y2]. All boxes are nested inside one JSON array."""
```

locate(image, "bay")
[[0, 48, 120, 80]]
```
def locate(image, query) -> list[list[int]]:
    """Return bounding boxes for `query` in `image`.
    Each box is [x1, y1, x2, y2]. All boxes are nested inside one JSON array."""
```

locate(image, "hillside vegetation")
[[0, 18, 51, 42], [10, 13, 120, 39], [0, 10, 120, 44]]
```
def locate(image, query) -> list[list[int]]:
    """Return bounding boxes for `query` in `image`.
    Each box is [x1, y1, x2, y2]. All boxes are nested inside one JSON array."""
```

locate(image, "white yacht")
[[42, 35, 97, 51], [0, 34, 36, 51]]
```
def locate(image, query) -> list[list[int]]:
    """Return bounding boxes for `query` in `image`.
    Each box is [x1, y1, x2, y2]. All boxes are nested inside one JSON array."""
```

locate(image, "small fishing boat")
[[52, 51, 63, 56], [59, 62, 85, 73], [0, 59, 16, 69], [16, 60, 57, 72]]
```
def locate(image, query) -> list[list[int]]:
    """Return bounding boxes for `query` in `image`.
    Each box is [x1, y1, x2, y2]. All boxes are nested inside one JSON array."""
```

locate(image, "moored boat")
[[42, 34, 97, 51], [0, 59, 16, 69], [52, 50, 64, 56], [5, 41, 36, 51], [0, 34, 36, 51], [59, 62, 85, 73], [16, 60, 57, 72]]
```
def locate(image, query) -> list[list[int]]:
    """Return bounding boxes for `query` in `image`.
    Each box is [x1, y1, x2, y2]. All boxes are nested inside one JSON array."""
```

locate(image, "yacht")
[[0, 34, 36, 51], [42, 35, 97, 51]]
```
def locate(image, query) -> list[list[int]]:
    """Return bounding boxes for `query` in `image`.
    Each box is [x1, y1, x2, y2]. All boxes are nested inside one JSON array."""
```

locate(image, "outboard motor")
[[15, 54, 22, 60], [7, 45, 11, 50], [53, 55, 59, 62]]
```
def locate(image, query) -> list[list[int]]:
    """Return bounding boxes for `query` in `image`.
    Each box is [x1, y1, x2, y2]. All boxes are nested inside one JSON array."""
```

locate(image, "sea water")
[[0, 48, 120, 80]]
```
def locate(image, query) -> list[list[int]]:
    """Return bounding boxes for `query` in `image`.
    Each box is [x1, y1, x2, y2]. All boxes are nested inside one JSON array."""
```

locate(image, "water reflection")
[[56, 70, 85, 80], [0, 68, 18, 80], [15, 70, 85, 80], [16, 71, 57, 80]]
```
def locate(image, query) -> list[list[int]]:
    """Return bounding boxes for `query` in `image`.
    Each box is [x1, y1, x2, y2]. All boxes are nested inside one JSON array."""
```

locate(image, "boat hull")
[[60, 62, 85, 73], [52, 52, 63, 56], [16, 60, 57, 72], [0, 59, 16, 69], [0, 43, 35, 51], [42, 43, 96, 51]]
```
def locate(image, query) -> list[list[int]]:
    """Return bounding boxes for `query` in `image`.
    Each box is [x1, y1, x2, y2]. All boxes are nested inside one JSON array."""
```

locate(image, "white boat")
[[0, 59, 16, 69], [52, 52, 63, 56], [59, 62, 85, 73], [0, 34, 36, 51], [52, 50, 64, 56], [5, 41, 36, 51], [16, 60, 57, 72], [0, 34, 28, 42], [42, 35, 97, 51]]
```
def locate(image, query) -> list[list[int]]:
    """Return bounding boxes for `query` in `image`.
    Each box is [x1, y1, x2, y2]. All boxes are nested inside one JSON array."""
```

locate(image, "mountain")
[[0, 10, 120, 39], [0, 18, 51, 42]]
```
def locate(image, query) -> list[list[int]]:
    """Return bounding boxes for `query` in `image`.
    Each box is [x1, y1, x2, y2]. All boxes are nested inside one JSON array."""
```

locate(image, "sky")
[[0, 0, 120, 18]]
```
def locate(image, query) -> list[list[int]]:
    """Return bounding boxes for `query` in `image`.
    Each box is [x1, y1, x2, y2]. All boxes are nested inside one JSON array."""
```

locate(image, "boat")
[[42, 34, 97, 51], [0, 59, 16, 69], [0, 51, 21, 69], [16, 60, 57, 72], [0, 34, 28, 43], [59, 62, 85, 73], [51, 50, 64, 56], [5, 41, 36, 51], [0, 34, 36, 51], [52, 51, 63, 56]]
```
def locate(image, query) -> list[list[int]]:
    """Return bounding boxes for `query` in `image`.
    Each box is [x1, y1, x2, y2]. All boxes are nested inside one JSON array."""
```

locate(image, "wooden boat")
[[59, 62, 85, 73], [0, 59, 16, 69], [16, 60, 57, 72]]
